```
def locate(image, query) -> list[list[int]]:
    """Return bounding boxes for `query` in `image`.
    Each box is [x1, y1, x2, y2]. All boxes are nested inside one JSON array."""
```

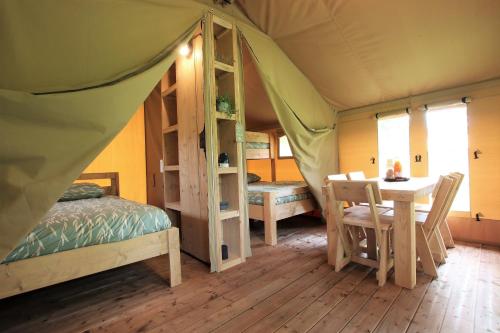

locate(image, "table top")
[[372, 177, 438, 202]]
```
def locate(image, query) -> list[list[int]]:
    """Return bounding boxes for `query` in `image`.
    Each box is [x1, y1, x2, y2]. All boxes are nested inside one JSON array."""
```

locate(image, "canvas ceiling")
[[237, 0, 500, 110]]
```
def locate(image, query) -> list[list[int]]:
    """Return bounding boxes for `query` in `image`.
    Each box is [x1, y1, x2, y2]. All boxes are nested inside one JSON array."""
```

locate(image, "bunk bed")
[[246, 131, 317, 245], [0, 172, 181, 300]]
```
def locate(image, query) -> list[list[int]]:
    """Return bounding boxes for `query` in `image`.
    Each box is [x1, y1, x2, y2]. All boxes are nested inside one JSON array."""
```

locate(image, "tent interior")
[[0, 1, 499, 332]]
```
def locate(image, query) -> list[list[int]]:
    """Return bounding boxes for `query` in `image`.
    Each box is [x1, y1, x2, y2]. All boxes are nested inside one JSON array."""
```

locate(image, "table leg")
[[393, 200, 416, 289]]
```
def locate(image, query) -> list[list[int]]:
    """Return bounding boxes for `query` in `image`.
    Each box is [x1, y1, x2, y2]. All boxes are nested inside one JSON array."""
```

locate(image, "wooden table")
[[376, 177, 437, 289]]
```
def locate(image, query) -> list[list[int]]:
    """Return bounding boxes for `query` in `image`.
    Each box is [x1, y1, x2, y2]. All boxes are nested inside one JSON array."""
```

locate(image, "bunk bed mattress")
[[247, 182, 313, 206], [3, 196, 171, 264]]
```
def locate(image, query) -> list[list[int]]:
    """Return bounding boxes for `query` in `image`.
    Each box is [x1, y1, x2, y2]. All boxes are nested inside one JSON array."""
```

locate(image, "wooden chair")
[[383, 175, 454, 277], [324, 174, 368, 256], [324, 180, 393, 286], [346, 171, 393, 259], [347, 170, 394, 209], [414, 176, 454, 276], [415, 172, 463, 250]]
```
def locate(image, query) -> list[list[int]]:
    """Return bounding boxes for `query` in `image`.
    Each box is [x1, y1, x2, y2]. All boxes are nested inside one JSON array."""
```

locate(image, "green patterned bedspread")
[[3, 196, 171, 264], [247, 181, 313, 206]]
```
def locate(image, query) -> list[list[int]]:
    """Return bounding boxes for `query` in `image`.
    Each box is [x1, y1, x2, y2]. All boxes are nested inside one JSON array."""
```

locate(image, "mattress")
[[3, 196, 171, 264], [247, 181, 313, 206]]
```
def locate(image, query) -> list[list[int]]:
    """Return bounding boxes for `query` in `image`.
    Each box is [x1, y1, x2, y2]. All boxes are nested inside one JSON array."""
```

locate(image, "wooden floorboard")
[[0, 216, 498, 333]]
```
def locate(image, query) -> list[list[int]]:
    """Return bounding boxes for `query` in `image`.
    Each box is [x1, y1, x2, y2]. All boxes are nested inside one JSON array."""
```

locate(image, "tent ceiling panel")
[[237, 0, 500, 110]]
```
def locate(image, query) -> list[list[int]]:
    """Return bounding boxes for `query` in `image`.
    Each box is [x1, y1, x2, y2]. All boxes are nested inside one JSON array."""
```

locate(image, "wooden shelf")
[[164, 165, 180, 172], [165, 201, 181, 211], [210, 14, 245, 272], [215, 60, 234, 73], [218, 167, 238, 175], [221, 256, 243, 270], [220, 209, 239, 220], [163, 124, 178, 134], [216, 112, 236, 121], [161, 83, 177, 97]]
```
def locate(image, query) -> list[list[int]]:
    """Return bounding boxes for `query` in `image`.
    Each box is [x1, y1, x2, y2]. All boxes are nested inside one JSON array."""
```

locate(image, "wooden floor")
[[0, 216, 498, 333]]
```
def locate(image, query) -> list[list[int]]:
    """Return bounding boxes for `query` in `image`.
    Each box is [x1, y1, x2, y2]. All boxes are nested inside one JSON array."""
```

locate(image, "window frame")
[[277, 132, 294, 159]]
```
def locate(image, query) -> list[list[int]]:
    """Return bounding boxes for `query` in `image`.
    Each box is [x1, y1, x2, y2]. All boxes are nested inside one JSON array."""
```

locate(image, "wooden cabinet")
[[158, 34, 211, 263], [144, 82, 164, 209]]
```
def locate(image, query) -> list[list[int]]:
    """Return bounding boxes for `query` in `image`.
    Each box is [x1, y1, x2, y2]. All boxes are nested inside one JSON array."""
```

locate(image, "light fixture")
[[178, 43, 191, 57]]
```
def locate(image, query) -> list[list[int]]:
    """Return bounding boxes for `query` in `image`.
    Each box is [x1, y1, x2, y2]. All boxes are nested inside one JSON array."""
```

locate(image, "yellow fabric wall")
[[337, 80, 500, 221], [246, 131, 304, 182], [247, 160, 272, 181], [83, 106, 147, 203], [247, 159, 303, 182]]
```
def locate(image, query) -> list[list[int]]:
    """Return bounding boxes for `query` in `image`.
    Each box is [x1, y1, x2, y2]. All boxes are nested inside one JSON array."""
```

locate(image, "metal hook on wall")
[[473, 149, 482, 159], [370, 157, 376, 165]]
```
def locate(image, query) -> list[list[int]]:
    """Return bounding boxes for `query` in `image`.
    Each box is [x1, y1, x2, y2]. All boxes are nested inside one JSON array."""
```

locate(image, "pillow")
[[58, 183, 105, 202], [247, 173, 261, 184]]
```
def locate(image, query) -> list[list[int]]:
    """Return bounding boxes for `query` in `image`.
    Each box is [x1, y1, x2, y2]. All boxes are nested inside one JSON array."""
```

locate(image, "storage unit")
[[146, 15, 246, 271]]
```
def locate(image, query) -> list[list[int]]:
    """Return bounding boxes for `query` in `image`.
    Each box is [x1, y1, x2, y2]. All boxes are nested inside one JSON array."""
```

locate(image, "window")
[[377, 114, 411, 178], [278, 134, 293, 158], [426, 104, 470, 211]]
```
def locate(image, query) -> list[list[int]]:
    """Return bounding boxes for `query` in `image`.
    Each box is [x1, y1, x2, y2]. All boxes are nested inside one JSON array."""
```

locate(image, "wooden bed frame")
[[246, 131, 317, 245], [0, 172, 181, 300]]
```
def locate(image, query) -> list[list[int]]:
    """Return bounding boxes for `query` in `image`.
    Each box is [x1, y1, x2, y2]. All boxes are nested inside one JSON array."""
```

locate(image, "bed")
[[0, 172, 181, 300], [246, 131, 317, 245]]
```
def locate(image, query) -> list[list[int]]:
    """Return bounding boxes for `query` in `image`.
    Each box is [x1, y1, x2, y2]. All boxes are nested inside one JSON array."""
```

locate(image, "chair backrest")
[[326, 173, 348, 181], [325, 174, 351, 206], [324, 179, 385, 257], [330, 180, 383, 205], [442, 172, 464, 215], [347, 171, 366, 181], [423, 176, 454, 236]]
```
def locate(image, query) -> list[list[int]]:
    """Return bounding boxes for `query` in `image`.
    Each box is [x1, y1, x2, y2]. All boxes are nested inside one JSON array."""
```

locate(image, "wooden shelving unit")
[[161, 62, 181, 222], [153, 18, 246, 270], [206, 14, 246, 272]]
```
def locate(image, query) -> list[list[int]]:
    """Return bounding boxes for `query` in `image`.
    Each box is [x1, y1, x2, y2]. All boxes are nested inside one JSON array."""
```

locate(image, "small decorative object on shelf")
[[221, 244, 229, 260], [393, 159, 402, 178], [218, 152, 229, 167], [385, 159, 394, 179], [216, 95, 235, 118], [220, 201, 229, 211], [384, 158, 409, 181]]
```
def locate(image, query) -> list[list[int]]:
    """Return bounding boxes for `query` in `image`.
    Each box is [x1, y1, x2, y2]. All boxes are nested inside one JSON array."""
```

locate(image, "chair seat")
[[359, 200, 394, 209], [381, 210, 428, 224], [343, 206, 393, 230]]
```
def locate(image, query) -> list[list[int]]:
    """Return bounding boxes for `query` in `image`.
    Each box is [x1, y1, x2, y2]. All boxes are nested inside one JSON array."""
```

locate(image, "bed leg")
[[264, 192, 277, 246], [167, 228, 182, 287]]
